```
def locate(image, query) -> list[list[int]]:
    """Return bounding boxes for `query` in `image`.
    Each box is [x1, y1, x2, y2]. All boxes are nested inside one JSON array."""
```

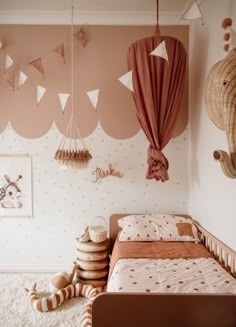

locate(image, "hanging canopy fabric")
[[127, 13, 187, 182]]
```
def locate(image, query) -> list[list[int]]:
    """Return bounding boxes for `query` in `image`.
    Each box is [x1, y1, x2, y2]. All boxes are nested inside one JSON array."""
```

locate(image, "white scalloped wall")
[[0, 123, 188, 269]]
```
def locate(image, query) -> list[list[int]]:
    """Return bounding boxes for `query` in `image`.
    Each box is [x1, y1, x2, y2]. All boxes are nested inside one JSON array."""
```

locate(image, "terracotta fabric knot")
[[146, 145, 169, 182]]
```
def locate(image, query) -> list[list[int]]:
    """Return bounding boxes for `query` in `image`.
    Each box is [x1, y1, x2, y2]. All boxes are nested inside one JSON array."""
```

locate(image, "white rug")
[[0, 273, 88, 327]]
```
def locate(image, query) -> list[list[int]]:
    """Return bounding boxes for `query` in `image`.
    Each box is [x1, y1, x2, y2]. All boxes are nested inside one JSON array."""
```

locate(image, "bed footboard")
[[92, 292, 236, 327]]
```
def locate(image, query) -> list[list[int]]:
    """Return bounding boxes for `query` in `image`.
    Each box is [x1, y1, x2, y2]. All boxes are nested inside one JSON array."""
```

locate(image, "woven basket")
[[89, 216, 107, 243], [205, 49, 236, 131]]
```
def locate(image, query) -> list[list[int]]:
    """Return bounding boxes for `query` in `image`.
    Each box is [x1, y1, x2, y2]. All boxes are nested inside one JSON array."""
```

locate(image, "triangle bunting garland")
[[74, 26, 88, 47], [58, 93, 70, 113], [28, 57, 45, 78], [53, 43, 65, 64], [182, 1, 202, 21], [18, 71, 28, 88], [5, 54, 14, 71], [118, 70, 134, 92], [0, 0, 207, 114], [87, 89, 100, 109], [150, 40, 169, 62], [0, 37, 189, 110], [0, 29, 153, 111], [37, 85, 47, 105]]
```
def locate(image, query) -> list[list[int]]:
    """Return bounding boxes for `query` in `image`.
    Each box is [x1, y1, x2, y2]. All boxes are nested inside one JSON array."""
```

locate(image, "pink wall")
[[0, 25, 189, 139]]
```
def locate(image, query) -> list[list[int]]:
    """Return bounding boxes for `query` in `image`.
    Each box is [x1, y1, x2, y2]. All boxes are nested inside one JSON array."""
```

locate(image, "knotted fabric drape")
[[127, 35, 187, 182]]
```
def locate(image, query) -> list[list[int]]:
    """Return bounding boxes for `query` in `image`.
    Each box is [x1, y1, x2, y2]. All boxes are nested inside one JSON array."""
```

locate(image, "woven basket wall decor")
[[204, 18, 236, 178]]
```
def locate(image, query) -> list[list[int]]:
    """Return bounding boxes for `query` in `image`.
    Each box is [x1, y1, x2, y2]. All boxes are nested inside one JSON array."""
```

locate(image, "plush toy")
[[25, 282, 100, 327], [49, 263, 78, 293], [25, 281, 99, 312], [77, 225, 91, 243], [25, 263, 102, 327]]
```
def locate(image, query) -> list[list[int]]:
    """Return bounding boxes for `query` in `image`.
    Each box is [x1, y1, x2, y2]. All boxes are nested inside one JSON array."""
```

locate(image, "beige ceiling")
[[0, 0, 191, 25], [0, 0, 189, 13]]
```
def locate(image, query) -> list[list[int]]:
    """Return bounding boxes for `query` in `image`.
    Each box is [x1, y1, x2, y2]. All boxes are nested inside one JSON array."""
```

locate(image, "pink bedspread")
[[109, 240, 213, 279], [107, 240, 236, 294]]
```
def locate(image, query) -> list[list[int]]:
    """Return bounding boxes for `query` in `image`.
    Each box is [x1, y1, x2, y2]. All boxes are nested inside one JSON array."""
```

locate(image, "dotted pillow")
[[118, 214, 200, 242]]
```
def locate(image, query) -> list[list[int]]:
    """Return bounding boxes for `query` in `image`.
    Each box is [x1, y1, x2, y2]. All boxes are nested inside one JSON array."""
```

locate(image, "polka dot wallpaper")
[[0, 123, 188, 270]]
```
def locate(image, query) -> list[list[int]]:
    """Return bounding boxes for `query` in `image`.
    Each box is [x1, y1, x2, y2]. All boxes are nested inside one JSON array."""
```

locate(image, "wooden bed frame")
[[92, 214, 236, 327]]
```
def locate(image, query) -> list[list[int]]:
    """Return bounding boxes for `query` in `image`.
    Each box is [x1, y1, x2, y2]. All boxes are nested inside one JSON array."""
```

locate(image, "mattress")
[[107, 240, 236, 294]]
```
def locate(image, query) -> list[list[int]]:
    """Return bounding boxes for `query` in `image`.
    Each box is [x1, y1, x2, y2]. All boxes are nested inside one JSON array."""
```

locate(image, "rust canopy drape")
[[127, 35, 187, 182]]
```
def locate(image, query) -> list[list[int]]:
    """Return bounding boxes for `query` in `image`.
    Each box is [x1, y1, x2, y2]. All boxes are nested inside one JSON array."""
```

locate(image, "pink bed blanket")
[[107, 240, 236, 294], [109, 240, 213, 279]]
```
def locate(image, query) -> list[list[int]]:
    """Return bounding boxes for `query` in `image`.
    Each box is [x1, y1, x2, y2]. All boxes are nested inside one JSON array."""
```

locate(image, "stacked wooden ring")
[[75, 238, 110, 288]]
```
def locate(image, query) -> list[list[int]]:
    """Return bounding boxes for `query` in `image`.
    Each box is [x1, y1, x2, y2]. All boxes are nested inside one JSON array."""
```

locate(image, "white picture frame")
[[0, 154, 32, 218]]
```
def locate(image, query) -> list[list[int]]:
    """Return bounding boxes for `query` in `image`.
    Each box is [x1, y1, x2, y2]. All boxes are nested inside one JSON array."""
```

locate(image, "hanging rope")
[[155, 0, 161, 36], [70, 3, 74, 129], [54, 0, 92, 168]]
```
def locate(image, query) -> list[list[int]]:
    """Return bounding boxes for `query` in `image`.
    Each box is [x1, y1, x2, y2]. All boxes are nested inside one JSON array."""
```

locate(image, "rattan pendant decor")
[[54, 116, 92, 168], [54, 3, 92, 169]]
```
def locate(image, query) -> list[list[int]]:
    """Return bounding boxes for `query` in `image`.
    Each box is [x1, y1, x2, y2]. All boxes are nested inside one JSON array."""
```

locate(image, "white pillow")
[[118, 214, 200, 242]]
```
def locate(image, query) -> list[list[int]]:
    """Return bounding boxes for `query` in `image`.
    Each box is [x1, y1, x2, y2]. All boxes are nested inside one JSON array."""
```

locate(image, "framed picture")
[[0, 154, 32, 217]]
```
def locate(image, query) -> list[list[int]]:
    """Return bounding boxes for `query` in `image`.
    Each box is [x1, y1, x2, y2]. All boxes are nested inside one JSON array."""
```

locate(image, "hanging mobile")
[[55, 2, 92, 169]]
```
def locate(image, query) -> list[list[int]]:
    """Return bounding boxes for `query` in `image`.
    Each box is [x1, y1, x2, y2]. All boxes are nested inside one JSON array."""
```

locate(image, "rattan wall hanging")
[[54, 4, 92, 169], [205, 18, 236, 178]]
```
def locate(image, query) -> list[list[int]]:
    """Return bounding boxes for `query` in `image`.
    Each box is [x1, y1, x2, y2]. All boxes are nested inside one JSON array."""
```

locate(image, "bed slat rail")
[[197, 223, 236, 276]]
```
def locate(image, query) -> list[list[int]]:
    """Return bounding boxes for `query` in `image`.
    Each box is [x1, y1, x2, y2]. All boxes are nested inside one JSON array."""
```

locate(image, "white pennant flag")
[[18, 71, 28, 88], [58, 93, 70, 112], [5, 54, 13, 70], [37, 85, 47, 105], [150, 40, 169, 62], [118, 70, 133, 92], [87, 89, 100, 109], [182, 1, 202, 20]]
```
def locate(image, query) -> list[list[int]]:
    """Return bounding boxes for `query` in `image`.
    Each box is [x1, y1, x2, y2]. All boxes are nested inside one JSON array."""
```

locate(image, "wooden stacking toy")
[[75, 238, 110, 288]]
